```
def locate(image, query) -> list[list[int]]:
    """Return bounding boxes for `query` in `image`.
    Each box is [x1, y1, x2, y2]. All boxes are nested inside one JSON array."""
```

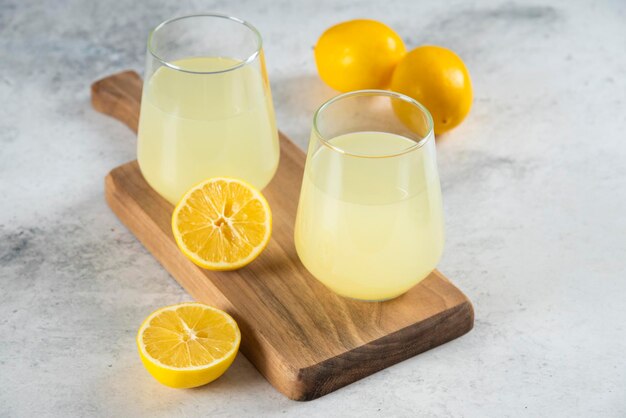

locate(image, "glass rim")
[[312, 90, 435, 159], [147, 13, 263, 75]]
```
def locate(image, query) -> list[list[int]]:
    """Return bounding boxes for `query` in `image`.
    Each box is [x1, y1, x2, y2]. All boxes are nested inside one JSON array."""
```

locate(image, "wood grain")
[[94, 71, 474, 401]]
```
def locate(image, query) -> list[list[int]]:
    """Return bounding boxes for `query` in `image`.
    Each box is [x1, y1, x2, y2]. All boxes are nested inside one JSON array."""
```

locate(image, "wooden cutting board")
[[92, 71, 474, 401]]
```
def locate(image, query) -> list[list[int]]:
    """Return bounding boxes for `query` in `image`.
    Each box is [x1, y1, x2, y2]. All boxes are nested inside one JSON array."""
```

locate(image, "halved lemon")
[[172, 177, 272, 270], [137, 302, 241, 388]]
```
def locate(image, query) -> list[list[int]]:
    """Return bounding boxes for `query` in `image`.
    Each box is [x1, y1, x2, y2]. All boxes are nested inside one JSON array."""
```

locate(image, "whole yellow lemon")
[[314, 20, 406, 92], [390, 46, 472, 135]]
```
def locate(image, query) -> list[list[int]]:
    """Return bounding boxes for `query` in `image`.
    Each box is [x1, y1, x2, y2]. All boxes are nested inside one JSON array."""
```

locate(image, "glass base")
[[329, 288, 407, 303], [344, 295, 401, 302]]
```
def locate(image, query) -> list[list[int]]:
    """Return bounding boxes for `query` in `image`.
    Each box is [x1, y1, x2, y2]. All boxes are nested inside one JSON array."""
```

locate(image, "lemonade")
[[137, 56, 279, 204], [294, 131, 444, 301]]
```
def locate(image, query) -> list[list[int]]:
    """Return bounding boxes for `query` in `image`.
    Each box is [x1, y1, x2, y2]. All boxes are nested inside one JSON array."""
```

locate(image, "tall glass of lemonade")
[[294, 91, 444, 301], [137, 14, 279, 204]]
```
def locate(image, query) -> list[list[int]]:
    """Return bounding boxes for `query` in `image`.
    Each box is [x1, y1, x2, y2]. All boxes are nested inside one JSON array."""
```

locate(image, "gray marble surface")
[[1, 0, 625, 416]]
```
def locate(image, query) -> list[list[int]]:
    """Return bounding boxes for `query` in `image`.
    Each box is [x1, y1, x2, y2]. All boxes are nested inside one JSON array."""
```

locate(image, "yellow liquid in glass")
[[295, 131, 444, 301], [137, 57, 279, 204]]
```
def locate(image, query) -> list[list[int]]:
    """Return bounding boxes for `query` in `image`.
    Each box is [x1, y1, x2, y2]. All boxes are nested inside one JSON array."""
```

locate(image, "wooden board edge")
[[287, 299, 474, 401]]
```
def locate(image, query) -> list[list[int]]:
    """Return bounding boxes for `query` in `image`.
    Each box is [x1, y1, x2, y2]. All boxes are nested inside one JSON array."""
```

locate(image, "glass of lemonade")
[[294, 90, 444, 301], [137, 14, 279, 204]]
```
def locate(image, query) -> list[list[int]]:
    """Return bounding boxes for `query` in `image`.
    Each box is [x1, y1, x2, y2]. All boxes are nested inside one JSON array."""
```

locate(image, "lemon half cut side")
[[137, 302, 241, 388]]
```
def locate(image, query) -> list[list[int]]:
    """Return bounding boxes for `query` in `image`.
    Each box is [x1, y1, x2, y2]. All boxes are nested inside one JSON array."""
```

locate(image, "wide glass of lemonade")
[[294, 91, 444, 301], [137, 15, 279, 204]]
